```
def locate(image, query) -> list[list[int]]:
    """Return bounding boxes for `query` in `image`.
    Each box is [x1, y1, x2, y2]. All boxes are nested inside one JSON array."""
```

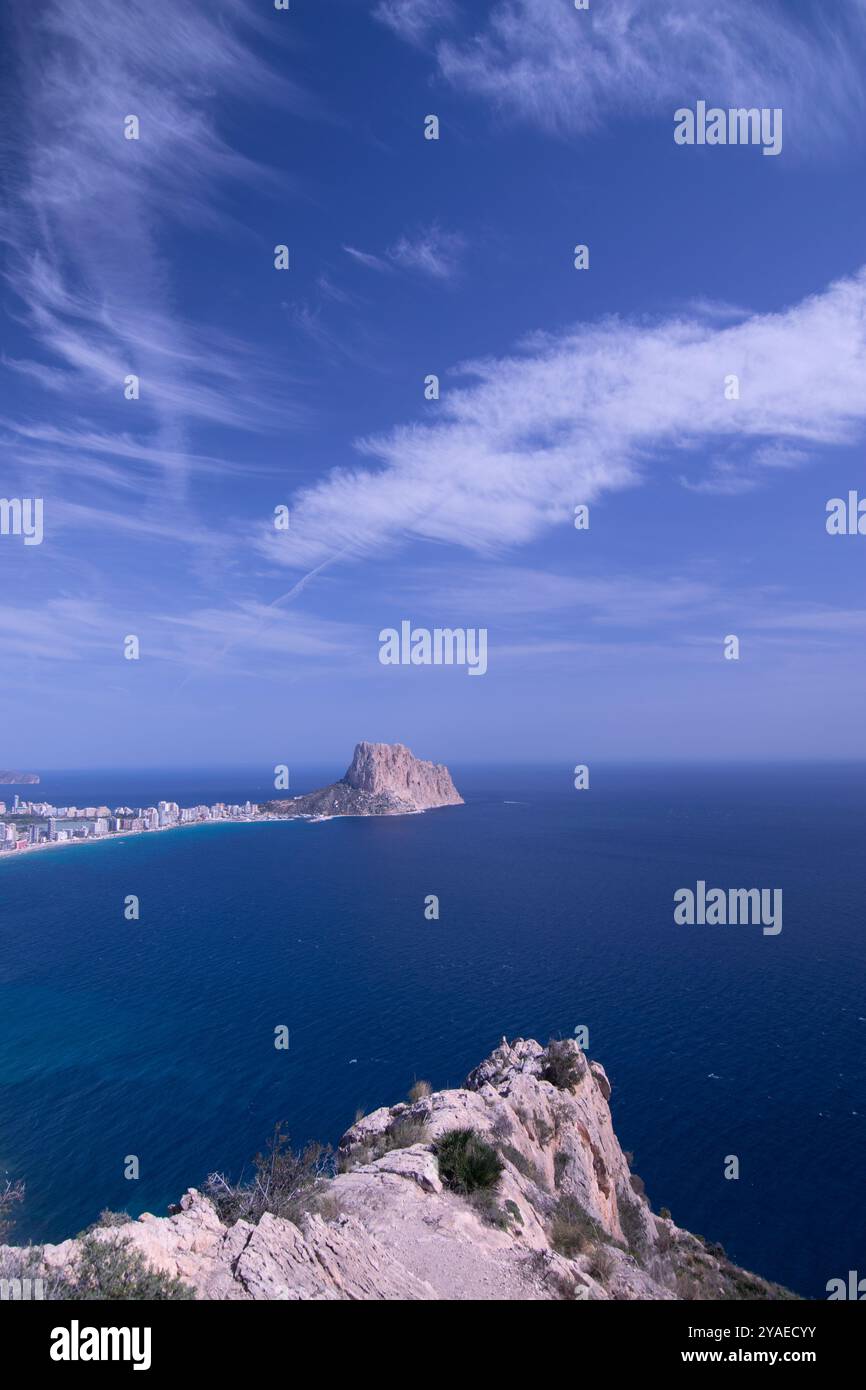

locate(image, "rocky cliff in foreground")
[[264, 741, 463, 819], [5, 1038, 795, 1301]]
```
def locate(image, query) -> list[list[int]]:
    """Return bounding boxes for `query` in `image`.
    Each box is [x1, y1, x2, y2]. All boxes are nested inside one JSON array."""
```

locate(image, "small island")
[[0, 771, 40, 784]]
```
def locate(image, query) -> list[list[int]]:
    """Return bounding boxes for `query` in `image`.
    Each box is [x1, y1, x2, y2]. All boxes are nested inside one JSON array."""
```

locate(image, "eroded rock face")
[[4, 1038, 794, 1302], [344, 742, 462, 808], [265, 742, 463, 819]]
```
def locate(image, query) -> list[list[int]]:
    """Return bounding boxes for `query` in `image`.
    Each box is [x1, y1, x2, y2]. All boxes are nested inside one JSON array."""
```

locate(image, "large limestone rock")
[[344, 741, 462, 808], [4, 1038, 794, 1301], [264, 741, 463, 819]]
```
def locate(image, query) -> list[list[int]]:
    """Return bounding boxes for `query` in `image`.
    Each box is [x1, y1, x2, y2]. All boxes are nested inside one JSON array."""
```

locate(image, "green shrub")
[[75, 1208, 133, 1239], [96, 1209, 130, 1228], [204, 1123, 333, 1227], [340, 1113, 429, 1171], [54, 1234, 195, 1301], [470, 1190, 510, 1228], [541, 1040, 584, 1092], [436, 1129, 504, 1195], [618, 1196, 650, 1261], [588, 1244, 616, 1285], [654, 1219, 674, 1253], [337, 1143, 372, 1173], [377, 1115, 429, 1154], [549, 1194, 607, 1257], [0, 1177, 25, 1242]]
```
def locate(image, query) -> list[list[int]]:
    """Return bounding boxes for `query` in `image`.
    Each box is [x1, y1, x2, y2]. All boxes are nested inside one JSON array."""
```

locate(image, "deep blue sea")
[[1, 763, 864, 1299]]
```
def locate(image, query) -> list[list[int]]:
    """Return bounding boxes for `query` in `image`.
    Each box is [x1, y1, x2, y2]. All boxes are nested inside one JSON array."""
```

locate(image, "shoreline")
[[0, 814, 281, 865], [0, 805, 438, 866]]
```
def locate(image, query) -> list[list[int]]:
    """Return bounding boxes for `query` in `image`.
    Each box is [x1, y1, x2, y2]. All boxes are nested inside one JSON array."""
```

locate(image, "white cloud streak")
[[374, 0, 457, 47], [344, 226, 466, 280], [381, 0, 866, 148], [1, 0, 300, 499], [259, 266, 866, 569]]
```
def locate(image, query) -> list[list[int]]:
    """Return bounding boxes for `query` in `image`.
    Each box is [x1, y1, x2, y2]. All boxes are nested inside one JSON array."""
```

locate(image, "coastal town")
[[0, 744, 464, 858], [0, 794, 263, 856]]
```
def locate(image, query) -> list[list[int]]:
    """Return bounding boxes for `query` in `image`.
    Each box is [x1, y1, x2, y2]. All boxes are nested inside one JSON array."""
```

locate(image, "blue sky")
[[1, 0, 865, 769]]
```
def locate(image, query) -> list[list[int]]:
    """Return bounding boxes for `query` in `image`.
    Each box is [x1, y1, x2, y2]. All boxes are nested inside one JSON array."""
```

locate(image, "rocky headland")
[[2, 1037, 795, 1301], [0, 771, 39, 784], [263, 741, 463, 819]]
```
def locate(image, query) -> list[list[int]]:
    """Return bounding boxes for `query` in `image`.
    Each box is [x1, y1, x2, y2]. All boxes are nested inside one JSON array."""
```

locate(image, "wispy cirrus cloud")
[[1, 0, 302, 497], [258, 266, 866, 570], [343, 245, 394, 274], [379, 0, 866, 149], [0, 592, 360, 673], [374, 0, 457, 47], [0, 599, 119, 663], [401, 562, 866, 667], [344, 225, 466, 280], [1, 422, 276, 481], [390, 227, 466, 279], [419, 566, 718, 624], [679, 442, 810, 495]]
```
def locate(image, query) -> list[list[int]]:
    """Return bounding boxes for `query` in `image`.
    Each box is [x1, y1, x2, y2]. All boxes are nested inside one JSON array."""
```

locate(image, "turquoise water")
[[1, 763, 864, 1298]]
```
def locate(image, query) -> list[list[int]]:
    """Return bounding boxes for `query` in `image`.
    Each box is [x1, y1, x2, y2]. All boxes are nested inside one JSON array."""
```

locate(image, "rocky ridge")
[[3, 1038, 795, 1301]]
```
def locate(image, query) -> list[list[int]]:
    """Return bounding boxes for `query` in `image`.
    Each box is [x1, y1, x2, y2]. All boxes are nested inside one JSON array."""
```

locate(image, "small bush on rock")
[[372, 1115, 430, 1159], [588, 1244, 616, 1285], [618, 1195, 650, 1262], [549, 1194, 607, 1257], [436, 1128, 504, 1195], [0, 1177, 25, 1241], [470, 1190, 510, 1229], [95, 1209, 130, 1229], [54, 1234, 195, 1301], [541, 1040, 584, 1092], [204, 1122, 333, 1227]]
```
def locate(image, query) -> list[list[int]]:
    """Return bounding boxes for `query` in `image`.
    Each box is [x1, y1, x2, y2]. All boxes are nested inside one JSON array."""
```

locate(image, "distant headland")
[[0, 771, 40, 784]]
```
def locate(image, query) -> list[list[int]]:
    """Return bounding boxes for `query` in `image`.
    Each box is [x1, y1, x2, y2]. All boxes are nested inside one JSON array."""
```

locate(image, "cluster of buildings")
[[0, 795, 260, 854]]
